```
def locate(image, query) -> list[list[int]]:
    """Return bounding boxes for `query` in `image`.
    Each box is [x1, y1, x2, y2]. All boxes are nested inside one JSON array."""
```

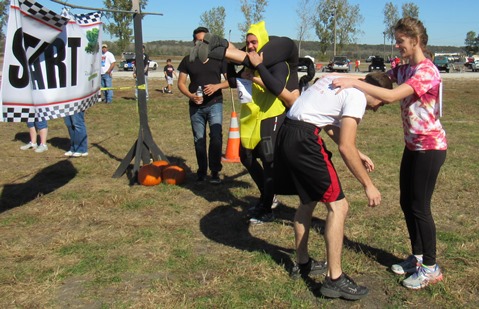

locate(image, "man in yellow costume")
[[224, 21, 297, 224]]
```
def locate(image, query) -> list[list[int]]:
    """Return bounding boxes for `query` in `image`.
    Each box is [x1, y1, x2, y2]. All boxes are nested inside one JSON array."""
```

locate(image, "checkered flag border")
[[19, 0, 69, 30], [3, 93, 98, 123], [74, 11, 102, 25]]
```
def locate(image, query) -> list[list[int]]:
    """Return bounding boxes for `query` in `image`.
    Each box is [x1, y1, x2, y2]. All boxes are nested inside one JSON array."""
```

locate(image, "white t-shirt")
[[101, 51, 116, 75], [287, 76, 367, 128]]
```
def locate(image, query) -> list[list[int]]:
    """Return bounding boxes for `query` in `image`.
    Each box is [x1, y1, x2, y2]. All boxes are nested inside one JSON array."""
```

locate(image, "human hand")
[[203, 84, 216, 96], [358, 151, 375, 172], [365, 185, 381, 207], [247, 51, 263, 68], [331, 77, 357, 94]]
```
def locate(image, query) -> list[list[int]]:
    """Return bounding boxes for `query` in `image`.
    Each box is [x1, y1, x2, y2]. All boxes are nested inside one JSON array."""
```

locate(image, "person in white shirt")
[[101, 44, 116, 103], [274, 73, 392, 300]]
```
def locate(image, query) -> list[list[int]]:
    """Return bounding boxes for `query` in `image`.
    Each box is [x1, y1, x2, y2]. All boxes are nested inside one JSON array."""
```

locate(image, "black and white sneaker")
[[210, 172, 221, 184], [320, 273, 369, 300], [291, 258, 328, 279], [249, 211, 275, 225]]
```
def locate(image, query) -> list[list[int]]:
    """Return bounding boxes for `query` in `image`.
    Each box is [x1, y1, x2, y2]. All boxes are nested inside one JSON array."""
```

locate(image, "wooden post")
[[112, 0, 167, 181]]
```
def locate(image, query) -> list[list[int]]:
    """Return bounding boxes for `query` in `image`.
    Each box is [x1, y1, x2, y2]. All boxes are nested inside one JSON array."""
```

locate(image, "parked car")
[[433, 56, 450, 73], [368, 57, 386, 72], [472, 60, 479, 72], [323, 56, 349, 72], [119, 52, 135, 71], [148, 60, 158, 70]]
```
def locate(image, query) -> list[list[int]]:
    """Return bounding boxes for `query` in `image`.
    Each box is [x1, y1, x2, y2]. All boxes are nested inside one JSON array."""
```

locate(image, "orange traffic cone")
[[222, 111, 241, 163]]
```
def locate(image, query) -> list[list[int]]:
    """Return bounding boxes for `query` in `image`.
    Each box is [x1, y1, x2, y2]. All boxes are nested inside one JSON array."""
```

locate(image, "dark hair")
[[364, 72, 393, 89], [167, 58, 171, 62], [193, 27, 209, 40]]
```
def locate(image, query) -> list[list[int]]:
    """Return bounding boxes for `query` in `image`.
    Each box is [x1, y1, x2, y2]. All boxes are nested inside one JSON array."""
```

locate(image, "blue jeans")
[[189, 103, 223, 177], [64, 112, 88, 153], [101, 73, 113, 103]]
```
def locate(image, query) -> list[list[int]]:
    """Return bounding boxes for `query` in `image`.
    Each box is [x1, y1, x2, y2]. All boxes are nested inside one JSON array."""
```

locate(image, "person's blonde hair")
[[394, 17, 429, 54]]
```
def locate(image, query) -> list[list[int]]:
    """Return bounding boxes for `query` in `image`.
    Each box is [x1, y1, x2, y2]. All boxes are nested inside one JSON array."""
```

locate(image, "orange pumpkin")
[[152, 160, 170, 171], [138, 164, 162, 186], [162, 165, 186, 185]]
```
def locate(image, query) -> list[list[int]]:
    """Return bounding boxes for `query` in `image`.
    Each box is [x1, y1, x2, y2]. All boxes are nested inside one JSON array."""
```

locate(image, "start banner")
[[1, 0, 102, 122]]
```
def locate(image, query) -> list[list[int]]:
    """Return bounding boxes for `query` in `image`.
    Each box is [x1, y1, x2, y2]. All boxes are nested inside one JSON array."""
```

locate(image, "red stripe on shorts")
[[316, 129, 341, 203]]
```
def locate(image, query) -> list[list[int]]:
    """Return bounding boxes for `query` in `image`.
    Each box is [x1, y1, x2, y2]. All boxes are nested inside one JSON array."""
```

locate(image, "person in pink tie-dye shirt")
[[331, 17, 447, 290]]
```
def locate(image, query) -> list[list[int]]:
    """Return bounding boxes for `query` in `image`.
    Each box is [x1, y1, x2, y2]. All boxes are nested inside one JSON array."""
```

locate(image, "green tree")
[[103, 0, 148, 52], [464, 31, 478, 55], [313, 0, 363, 56], [238, 0, 268, 38], [0, 0, 9, 40], [401, 3, 419, 19], [383, 2, 399, 44], [199, 6, 226, 38], [296, 0, 315, 56]]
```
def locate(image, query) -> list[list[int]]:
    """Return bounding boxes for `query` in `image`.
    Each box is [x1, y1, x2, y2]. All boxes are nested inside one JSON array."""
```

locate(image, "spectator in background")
[[64, 112, 88, 157], [163, 59, 178, 94], [355, 59, 361, 72], [101, 44, 116, 103], [19, 120, 48, 153]]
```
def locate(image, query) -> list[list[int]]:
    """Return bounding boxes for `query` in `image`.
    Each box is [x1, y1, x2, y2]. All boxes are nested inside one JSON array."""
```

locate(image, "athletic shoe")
[[72, 152, 88, 157], [197, 33, 228, 63], [402, 264, 443, 290], [249, 212, 275, 225], [271, 195, 280, 209], [320, 273, 369, 300], [291, 258, 327, 279], [64, 151, 73, 156], [391, 255, 422, 275], [34, 144, 48, 153], [210, 172, 221, 184], [20, 142, 37, 150], [197, 175, 206, 182]]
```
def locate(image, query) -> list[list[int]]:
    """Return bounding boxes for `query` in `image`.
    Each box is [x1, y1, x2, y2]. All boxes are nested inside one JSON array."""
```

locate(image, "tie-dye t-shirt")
[[388, 58, 447, 151]]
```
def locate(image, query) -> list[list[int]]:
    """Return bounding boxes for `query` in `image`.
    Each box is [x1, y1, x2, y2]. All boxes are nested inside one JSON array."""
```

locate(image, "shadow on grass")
[[0, 160, 77, 213], [199, 204, 296, 275]]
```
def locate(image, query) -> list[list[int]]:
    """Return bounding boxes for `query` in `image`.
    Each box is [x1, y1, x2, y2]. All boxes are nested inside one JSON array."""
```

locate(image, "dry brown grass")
[[0, 76, 478, 308]]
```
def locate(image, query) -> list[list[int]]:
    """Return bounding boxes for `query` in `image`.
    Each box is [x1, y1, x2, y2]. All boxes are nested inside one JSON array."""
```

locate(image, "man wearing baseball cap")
[[101, 44, 116, 103]]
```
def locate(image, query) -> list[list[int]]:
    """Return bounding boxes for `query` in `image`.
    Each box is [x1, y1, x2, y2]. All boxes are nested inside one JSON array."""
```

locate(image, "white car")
[[472, 60, 479, 72], [148, 60, 158, 70]]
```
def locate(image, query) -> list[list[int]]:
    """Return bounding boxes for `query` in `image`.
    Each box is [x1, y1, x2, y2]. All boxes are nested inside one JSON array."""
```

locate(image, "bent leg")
[[324, 198, 349, 279], [294, 201, 317, 264]]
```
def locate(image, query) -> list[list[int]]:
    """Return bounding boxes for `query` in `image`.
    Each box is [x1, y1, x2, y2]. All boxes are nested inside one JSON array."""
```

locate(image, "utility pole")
[[112, 0, 167, 180], [383, 31, 386, 59], [333, 5, 337, 56]]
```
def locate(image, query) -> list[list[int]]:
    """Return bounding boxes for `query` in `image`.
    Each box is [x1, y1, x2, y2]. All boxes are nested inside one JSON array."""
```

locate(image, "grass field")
[[0, 76, 478, 308]]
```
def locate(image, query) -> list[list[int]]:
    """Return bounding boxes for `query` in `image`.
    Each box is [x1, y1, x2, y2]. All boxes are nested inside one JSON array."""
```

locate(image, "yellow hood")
[[247, 21, 269, 51]]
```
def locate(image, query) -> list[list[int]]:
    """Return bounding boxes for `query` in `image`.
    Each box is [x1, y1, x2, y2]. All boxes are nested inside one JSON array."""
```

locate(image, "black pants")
[[399, 147, 446, 266], [240, 114, 285, 212]]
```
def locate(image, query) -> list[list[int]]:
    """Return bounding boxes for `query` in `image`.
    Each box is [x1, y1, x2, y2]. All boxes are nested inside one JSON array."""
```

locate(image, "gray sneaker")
[[320, 273, 369, 300], [20, 142, 37, 150], [291, 258, 327, 279], [402, 264, 443, 289], [34, 144, 48, 153], [391, 255, 422, 275]]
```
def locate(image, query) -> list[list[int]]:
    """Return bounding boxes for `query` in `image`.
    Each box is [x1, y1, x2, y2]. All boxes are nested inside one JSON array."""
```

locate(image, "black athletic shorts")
[[274, 119, 345, 204]]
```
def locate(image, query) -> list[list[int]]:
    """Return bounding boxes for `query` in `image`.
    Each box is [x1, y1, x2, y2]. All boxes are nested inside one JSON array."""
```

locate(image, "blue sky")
[[46, 0, 477, 47]]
